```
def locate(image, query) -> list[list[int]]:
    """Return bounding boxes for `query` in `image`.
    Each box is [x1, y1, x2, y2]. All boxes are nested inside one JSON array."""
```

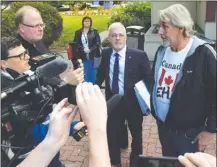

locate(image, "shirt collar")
[[112, 45, 127, 57], [23, 70, 34, 76], [17, 34, 34, 49]]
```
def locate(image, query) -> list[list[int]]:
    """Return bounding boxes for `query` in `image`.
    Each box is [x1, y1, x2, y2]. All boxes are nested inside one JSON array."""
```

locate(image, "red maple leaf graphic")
[[164, 75, 173, 85]]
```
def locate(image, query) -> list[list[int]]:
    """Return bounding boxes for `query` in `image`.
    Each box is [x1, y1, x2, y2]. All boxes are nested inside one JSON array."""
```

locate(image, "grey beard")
[[162, 39, 170, 47]]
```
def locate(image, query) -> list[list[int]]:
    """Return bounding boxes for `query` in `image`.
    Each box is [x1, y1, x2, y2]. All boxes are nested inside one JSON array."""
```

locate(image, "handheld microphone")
[[72, 59, 80, 70], [1, 59, 68, 99], [72, 94, 122, 141], [107, 94, 123, 115], [36, 59, 68, 79]]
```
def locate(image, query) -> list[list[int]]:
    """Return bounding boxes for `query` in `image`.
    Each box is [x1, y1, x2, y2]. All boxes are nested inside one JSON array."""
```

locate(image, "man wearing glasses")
[[1, 37, 85, 167], [1, 38, 31, 88], [96, 22, 152, 167], [15, 5, 48, 58], [151, 4, 216, 157]]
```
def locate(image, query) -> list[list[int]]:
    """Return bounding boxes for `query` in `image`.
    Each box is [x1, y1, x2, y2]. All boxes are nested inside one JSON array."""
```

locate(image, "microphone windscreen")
[[36, 59, 68, 79], [107, 94, 123, 115]]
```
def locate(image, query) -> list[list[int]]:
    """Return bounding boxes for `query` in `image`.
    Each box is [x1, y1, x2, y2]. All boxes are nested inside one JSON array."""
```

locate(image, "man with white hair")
[[151, 4, 216, 157], [96, 22, 152, 167]]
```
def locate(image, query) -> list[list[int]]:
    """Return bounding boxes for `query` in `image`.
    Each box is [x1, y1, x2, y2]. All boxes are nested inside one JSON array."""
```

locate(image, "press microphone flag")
[[107, 94, 122, 115]]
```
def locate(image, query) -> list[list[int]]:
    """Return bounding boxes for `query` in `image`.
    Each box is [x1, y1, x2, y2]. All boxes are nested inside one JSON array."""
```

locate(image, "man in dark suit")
[[96, 22, 152, 167]]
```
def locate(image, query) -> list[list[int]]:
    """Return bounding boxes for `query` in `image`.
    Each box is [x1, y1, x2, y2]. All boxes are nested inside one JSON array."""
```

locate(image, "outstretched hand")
[[45, 98, 79, 148], [75, 82, 107, 133], [178, 152, 216, 167]]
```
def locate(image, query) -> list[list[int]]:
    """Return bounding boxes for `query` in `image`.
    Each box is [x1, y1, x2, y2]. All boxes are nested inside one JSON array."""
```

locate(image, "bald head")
[[15, 6, 41, 28], [16, 6, 44, 43], [108, 22, 126, 36], [108, 22, 127, 52]]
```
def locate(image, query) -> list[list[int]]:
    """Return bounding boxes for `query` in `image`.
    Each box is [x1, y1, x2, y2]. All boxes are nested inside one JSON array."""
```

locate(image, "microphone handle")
[[71, 94, 122, 142], [1, 81, 28, 100]]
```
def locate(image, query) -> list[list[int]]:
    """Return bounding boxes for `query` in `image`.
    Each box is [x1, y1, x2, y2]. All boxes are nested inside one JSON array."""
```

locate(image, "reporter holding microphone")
[[1, 36, 85, 167]]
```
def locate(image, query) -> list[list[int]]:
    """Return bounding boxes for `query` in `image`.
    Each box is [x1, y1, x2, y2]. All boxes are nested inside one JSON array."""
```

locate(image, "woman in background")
[[74, 16, 101, 84]]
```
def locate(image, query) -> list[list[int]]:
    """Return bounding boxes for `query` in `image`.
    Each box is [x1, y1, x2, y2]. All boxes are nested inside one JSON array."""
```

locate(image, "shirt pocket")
[[182, 67, 204, 95]]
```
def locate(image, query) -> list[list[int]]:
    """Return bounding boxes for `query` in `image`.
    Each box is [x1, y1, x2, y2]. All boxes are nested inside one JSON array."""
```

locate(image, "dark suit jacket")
[[17, 34, 48, 58], [96, 47, 152, 112]]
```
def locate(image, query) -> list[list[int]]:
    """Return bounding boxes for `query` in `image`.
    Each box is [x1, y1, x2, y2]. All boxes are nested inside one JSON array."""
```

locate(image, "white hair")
[[159, 4, 194, 37], [108, 22, 126, 35]]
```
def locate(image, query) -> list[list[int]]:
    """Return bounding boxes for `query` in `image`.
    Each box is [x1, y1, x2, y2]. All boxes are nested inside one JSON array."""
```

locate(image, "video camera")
[[28, 52, 63, 70], [1, 58, 69, 167], [28, 51, 79, 105]]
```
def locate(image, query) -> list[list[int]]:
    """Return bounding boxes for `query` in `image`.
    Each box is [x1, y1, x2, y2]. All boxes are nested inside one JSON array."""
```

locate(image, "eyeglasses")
[[7, 50, 29, 60], [110, 33, 125, 38], [22, 23, 46, 29]]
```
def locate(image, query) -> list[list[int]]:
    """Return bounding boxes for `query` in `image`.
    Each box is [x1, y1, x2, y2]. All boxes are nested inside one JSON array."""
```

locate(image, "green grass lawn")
[[51, 13, 111, 48]]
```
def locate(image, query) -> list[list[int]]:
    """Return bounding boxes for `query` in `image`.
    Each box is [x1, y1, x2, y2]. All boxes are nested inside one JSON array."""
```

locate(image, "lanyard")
[[82, 33, 88, 45]]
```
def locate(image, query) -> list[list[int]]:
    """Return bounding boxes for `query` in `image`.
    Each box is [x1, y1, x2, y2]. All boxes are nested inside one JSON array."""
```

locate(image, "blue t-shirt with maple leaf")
[[155, 38, 193, 122]]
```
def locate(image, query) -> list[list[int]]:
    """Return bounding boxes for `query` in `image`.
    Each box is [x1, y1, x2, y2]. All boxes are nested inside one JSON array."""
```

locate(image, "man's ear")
[[19, 24, 25, 33], [179, 27, 185, 36], [1, 60, 8, 71]]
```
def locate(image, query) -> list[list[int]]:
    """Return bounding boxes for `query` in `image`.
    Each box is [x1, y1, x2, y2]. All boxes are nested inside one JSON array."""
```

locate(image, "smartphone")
[[137, 155, 184, 167]]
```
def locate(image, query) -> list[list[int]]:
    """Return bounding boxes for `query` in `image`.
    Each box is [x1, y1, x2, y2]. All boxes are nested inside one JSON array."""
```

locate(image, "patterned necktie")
[[112, 53, 119, 94]]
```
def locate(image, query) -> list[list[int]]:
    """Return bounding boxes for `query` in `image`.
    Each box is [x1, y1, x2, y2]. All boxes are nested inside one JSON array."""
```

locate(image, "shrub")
[[1, 2, 63, 47], [124, 2, 151, 31], [101, 37, 111, 47], [109, 13, 143, 28], [1, 10, 17, 37], [109, 2, 151, 32]]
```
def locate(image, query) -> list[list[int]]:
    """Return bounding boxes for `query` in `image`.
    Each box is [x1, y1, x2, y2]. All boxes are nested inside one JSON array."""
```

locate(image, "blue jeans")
[[83, 59, 96, 84]]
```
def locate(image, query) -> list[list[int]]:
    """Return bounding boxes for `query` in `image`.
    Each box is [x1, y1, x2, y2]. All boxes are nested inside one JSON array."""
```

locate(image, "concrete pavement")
[[60, 114, 216, 167]]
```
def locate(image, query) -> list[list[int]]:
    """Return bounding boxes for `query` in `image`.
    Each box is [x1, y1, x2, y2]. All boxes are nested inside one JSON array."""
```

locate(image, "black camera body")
[[1, 54, 78, 166], [45, 76, 77, 105], [29, 53, 57, 70], [1, 86, 53, 136], [1, 75, 54, 166]]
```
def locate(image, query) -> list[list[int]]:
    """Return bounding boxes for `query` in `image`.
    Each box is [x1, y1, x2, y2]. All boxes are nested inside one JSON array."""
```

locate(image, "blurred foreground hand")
[[178, 152, 216, 167]]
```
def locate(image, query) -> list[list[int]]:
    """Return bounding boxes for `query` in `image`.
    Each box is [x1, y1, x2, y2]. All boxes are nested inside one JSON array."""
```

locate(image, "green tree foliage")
[[101, 37, 111, 48], [1, 9, 17, 37], [1, 2, 63, 47], [109, 2, 151, 32]]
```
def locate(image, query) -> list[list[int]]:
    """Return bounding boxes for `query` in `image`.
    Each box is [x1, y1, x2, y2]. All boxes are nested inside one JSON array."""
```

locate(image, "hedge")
[[1, 2, 63, 47], [109, 2, 151, 32]]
